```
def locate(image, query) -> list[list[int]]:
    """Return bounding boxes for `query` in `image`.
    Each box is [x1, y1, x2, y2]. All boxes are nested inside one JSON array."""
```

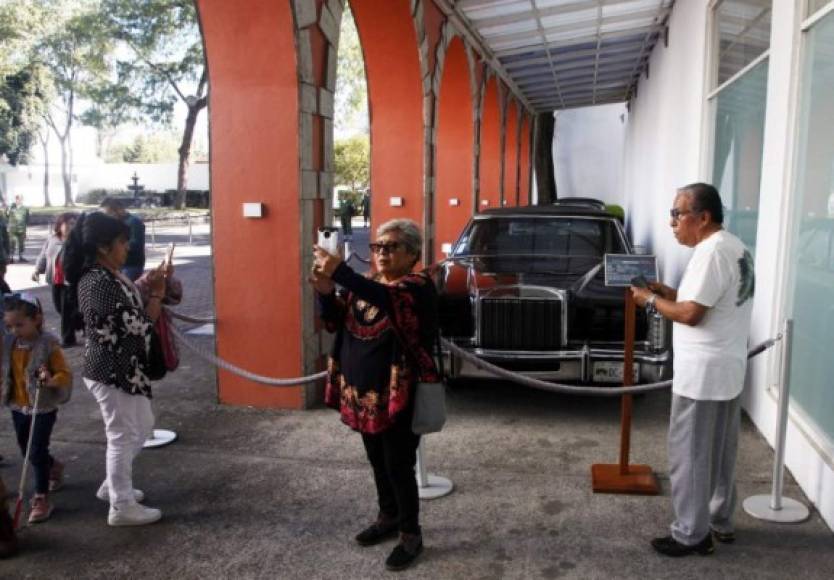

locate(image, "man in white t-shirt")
[[631, 183, 755, 558]]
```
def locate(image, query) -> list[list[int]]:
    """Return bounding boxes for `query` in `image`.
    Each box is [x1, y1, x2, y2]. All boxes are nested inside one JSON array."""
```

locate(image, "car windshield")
[[452, 217, 624, 257]]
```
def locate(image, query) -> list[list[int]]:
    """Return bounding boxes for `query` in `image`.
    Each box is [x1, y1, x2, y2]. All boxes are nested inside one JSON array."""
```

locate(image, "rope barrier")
[[168, 322, 327, 386], [440, 336, 781, 397], [163, 306, 781, 395], [165, 308, 216, 325]]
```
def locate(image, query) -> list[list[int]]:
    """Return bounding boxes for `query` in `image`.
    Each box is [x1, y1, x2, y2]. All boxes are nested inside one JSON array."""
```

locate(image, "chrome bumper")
[[444, 344, 669, 383]]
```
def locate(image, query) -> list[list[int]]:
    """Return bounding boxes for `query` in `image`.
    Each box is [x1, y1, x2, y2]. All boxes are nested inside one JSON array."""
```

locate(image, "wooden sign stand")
[[591, 289, 660, 495]]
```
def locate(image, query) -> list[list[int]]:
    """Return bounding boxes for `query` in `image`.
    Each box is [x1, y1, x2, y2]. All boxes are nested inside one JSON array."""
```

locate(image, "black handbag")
[[145, 328, 168, 381]]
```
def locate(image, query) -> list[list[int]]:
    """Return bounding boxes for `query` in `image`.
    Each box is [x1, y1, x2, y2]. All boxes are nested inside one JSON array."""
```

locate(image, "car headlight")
[[648, 311, 665, 352]]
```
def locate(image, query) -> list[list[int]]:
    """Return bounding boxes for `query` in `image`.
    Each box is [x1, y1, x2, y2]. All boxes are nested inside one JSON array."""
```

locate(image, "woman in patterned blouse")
[[64, 211, 167, 527], [310, 219, 439, 572]]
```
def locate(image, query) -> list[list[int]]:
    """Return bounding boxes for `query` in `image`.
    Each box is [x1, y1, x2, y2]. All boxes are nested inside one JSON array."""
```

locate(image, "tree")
[[0, 65, 50, 167], [335, 5, 368, 137], [0, 1, 53, 206], [38, 3, 113, 205], [334, 135, 370, 193], [95, 0, 206, 209]]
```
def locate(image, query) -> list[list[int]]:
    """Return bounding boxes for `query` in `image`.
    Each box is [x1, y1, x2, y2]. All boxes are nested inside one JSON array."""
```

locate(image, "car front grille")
[[479, 298, 563, 350]]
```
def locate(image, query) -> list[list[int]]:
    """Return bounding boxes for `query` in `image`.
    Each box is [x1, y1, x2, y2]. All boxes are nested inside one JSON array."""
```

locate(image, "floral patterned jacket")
[[318, 263, 439, 434], [78, 265, 155, 397]]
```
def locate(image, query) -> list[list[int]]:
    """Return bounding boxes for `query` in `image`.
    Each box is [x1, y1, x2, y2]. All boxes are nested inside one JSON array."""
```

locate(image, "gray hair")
[[376, 218, 422, 262]]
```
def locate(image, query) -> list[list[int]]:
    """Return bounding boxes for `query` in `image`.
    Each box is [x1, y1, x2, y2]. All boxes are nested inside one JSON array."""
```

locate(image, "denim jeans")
[[11, 410, 57, 495]]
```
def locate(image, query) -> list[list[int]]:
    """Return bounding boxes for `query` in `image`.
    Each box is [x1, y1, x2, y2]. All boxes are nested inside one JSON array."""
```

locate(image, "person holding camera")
[[309, 218, 439, 572], [631, 183, 755, 557], [63, 212, 167, 527]]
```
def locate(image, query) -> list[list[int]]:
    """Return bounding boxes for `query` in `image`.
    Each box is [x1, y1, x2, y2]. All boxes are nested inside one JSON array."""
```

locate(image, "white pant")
[[85, 379, 154, 507]]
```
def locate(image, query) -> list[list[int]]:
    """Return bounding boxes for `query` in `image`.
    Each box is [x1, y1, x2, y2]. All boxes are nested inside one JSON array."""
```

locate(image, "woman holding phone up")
[[309, 218, 439, 572]]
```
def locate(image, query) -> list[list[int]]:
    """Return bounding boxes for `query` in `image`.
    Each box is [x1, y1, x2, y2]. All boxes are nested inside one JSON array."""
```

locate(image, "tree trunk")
[[59, 135, 72, 206], [533, 112, 557, 204], [42, 135, 51, 207], [176, 99, 206, 210]]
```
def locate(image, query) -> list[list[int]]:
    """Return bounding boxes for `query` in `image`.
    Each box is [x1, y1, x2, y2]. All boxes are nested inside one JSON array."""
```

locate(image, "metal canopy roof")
[[453, 0, 675, 112]]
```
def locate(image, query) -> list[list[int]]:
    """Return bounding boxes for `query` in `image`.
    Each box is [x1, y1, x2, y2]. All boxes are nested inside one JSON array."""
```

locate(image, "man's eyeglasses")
[[669, 208, 700, 221], [369, 242, 402, 255]]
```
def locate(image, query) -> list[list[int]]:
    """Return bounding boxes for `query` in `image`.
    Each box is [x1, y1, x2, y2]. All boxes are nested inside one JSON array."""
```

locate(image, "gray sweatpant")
[[669, 393, 741, 545]]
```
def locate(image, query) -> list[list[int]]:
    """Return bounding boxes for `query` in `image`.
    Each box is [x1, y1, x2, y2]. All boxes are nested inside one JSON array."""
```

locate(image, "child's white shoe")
[[108, 503, 162, 527], [96, 481, 145, 503]]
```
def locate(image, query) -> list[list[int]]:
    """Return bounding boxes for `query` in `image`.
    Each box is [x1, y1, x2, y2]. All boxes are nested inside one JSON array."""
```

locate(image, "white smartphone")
[[165, 242, 176, 266], [317, 227, 341, 256]]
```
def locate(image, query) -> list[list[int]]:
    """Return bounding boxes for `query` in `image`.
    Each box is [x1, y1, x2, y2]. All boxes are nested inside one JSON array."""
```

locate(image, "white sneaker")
[[96, 482, 145, 503], [108, 503, 162, 527]]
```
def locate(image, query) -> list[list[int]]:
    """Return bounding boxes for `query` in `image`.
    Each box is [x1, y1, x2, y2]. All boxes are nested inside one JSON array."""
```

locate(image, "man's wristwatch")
[[645, 293, 658, 315]]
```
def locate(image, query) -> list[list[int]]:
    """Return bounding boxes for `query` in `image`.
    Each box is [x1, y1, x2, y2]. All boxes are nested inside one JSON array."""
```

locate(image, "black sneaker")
[[711, 529, 735, 544], [651, 534, 714, 557], [385, 533, 423, 571], [355, 518, 398, 547]]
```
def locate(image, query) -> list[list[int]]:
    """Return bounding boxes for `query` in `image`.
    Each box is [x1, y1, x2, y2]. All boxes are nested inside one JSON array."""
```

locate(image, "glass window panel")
[[711, 59, 768, 253], [715, 0, 772, 85], [787, 10, 834, 442]]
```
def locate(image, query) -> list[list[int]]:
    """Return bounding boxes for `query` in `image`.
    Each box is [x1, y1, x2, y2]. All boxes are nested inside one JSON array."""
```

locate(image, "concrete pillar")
[[352, 0, 424, 232], [434, 36, 474, 261], [503, 99, 519, 206], [479, 76, 502, 211]]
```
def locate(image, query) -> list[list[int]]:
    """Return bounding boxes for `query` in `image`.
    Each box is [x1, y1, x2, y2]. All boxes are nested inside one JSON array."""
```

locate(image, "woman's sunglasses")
[[369, 242, 403, 255]]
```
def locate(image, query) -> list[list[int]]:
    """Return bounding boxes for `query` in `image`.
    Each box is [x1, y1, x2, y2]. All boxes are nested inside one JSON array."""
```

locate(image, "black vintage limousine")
[[432, 201, 669, 385]]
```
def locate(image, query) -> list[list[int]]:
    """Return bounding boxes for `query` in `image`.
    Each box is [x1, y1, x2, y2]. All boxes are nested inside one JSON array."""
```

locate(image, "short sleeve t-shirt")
[[672, 230, 755, 401]]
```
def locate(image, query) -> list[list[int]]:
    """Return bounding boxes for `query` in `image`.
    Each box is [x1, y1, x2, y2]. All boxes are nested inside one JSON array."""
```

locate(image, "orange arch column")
[[503, 101, 518, 207], [351, 0, 424, 231], [434, 37, 473, 262], [479, 77, 501, 211], [198, 0, 305, 407], [519, 113, 532, 205]]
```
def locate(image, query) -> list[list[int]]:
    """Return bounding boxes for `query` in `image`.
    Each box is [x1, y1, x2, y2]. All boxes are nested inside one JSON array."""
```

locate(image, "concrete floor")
[[1, 225, 832, 580]]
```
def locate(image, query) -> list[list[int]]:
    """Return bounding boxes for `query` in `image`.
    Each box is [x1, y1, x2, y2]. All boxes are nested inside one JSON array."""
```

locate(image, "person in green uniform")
[[7, 195, 30, 263]]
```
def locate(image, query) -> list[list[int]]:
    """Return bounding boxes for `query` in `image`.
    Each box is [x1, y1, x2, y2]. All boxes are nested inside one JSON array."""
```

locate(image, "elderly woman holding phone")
[[309, 218, 439, 572]]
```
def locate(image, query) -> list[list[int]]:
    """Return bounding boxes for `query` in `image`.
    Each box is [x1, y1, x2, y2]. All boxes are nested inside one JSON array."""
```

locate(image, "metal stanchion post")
[[415, 439, 453, 500], [188, 213, 193, 245], [151, 219, 156, 248], [743, 319, 810, 523]]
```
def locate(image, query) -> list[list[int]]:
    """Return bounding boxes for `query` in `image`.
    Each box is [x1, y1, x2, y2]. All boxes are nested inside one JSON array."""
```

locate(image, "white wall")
[[621, 0, 709, 285], [622, 0, 834, 530], [553, 103, 627, 205], [0, 161, 209, 207]]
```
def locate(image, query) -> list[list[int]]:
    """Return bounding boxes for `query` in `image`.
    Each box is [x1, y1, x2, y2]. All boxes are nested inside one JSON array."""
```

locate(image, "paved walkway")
[[1, 224, 832, 579]]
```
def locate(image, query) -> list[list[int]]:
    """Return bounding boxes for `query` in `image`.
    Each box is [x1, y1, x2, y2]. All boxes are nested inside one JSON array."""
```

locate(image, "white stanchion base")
[[743, 495, 809, 523], [186, 324, 215, 336], [143, 429, 178, 449], [417, 475, 454, 500]]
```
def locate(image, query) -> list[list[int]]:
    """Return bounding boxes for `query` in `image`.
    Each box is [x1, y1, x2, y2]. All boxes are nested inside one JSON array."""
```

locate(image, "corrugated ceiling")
[[454, 0, 675, 111]]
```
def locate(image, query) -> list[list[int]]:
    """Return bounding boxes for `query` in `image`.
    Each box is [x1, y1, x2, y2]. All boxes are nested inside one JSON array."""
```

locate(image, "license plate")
[[593, 362, 640, 383]]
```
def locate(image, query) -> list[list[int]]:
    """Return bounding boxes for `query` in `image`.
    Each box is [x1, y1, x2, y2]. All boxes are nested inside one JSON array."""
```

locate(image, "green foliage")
[[335, 6, 368, 136], [76, 187, 125, 205], [334, 135, 370, 192], [92, 0, 205, 127], [0, 64, 51, 165], [105, 132, 180, 163]]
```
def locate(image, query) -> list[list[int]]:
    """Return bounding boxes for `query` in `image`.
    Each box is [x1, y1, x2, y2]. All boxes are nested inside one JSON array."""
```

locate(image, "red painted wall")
[[503, 102, 518, 206], [479, 77, 501, 211], [434, 37, 473, 262], [198, 0, 304, 407], [352, 0, 423, 231], [519, 114, 531, 205]]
